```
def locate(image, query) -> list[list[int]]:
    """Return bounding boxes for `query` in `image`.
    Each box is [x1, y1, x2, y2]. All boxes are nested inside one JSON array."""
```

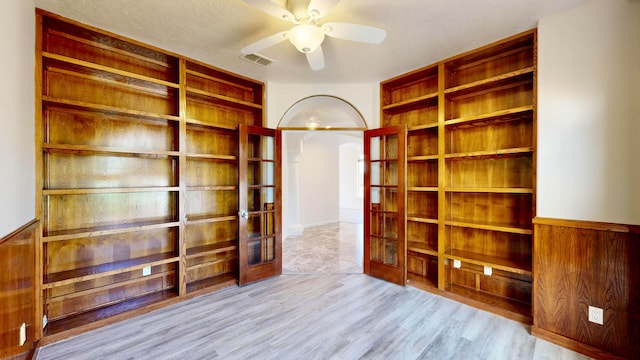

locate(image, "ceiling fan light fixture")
[[287, 24, 325, 53]]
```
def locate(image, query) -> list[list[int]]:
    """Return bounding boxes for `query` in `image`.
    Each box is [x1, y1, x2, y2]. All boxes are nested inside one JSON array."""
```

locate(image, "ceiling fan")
[[241, 0, 386, 71]]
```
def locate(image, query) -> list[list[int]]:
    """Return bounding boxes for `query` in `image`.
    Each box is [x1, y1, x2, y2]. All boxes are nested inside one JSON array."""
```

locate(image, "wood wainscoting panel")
[[0, 220, 39, 360], [532, 217, 640, 360]]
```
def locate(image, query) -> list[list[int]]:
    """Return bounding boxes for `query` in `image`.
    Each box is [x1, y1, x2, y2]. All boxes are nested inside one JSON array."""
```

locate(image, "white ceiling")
[[34, 0, 584, 84]]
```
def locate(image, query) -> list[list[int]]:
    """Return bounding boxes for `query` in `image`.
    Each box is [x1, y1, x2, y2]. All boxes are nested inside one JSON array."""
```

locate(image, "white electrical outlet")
[[142, 266, 151, 277], [484, 266, 492, 276], [19, 323, 26, 346], [453, 259, 461, 268], [588, 306, 603, 325], [42, 315, 48, 329]]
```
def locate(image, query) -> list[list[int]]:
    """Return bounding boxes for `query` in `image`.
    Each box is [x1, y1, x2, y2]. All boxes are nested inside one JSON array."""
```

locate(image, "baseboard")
[[531, 326, 624, 360]]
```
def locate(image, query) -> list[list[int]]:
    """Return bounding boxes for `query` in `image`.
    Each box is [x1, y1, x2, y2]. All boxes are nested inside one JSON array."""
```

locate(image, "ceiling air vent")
[[241, 53, 274, 66]]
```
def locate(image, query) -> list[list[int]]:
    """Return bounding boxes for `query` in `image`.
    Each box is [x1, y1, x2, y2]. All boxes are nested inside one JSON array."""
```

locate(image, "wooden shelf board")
[[444, 67, 534, 96], [407, 243, 438, 256], [407, 186, 438, 192], [185, 214, 237, 225], [186, 87, 262, 111], [445, 220, 532, 235], [444, 105, 533, 128], [43, 220, 180, 242], [44, 253, 180, 288], [187, 255, 238, 271], [444, 147, 533, 160], [184, 118, 238, 130], [186, 273, 237, 294], [44, 290, 178, 337], [407, 274, 438, 290], [42, 97, 180, 122], [382, 92, 438, 114], [43, 52, 180, 89], [186, 69, 255, 91], [445, 284, 531, 324], [43, 186, 180, 195], [186, 153, 237, 161], [408, 123, 439, 131], [444, 187, 533, 194], [407, 155, 438, 162], [42, 143, 180, 158], [186, 241, 238, 258], [186, 185, 237, 192], [444, 249, 532, 275], [45, 271, 174, 304], [407, 217, 438, 225]]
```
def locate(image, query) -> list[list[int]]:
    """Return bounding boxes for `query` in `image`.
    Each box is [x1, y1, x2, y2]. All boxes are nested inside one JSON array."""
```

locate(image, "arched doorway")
[[277, 95, 366, 274]]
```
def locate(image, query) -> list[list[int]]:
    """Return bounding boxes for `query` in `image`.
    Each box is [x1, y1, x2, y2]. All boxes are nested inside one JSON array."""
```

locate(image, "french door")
[[238, 125, 282, 285], [364, 126, 406, 285]]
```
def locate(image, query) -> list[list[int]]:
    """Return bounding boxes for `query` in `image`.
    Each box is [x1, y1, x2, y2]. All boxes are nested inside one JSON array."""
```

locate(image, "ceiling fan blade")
[[308, 0, 340, 19], [242, 0, 296, 22], [306, 46, 325, 71], [322, 22, 386, 44], [241, 31, 289, 54]]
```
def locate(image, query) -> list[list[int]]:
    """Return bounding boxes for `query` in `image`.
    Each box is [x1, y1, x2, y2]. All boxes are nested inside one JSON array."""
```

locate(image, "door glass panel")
[[370, 187, 381, 208], [248, 189, 261, 212], [386, 135, 398, 159], [248, 239, 261, 265], [370, 162, 381, 185], [384, 189, 398, 212], [384, 215, 398, 238], [370, 211, 382, 236], [385, 161, 398, 185], [263, 136, 275, 160], [370, 136, 381, 161], [248, 134, 260, 158], [262, 162, 275, 186], [247, 214, 261, 238], [248, 161, 260, 186], [370, 236, 384, 262], [384, 240, 398, 266], [264, 237, 275, 261]]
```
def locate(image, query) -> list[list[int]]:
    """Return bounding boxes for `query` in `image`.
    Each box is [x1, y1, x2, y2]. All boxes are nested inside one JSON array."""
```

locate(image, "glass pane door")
[[364, 126, 406, 285], [239, 125, 281, 285]]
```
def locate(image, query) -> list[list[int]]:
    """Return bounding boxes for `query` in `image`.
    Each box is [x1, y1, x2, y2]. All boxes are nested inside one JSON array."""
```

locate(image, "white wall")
[[339, 138, 364, 210], [297, 133, 340, 227], [0, 1, 35, 237], [538, 0, 640, 225]]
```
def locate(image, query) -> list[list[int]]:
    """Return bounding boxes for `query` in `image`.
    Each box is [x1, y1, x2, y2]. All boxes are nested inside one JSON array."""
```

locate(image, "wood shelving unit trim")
[[382, 92, 438, 114], [42, 221, 180, 243], [42, 97, 181, 122], [445, 284, 531, 322], [407, 276, 438, 290], [42, 143, 180, 157], [407, 217, 439, 224], [186, 255, 238, 271], [185, 69, 255, 92], [186, 186, 237, 191], [407, 186, 438, 192], [444, 105, 533, 127], [45, 27, 175, 68], [444, 187, 533, 194], [43, 52, 180, 88], [444, 67, 534, 95], [186, 274, 237, 294], [407, 243, 438, 256], [45, 271, 174, 304], [444, 220, 532, 235], [186, 87, 262, 111], [185, 118, 239, 130], [408, 123, 439, 131], [186, 153, 237, 161], [407, 155, 438, 161], [43, 187, 180, 195], [444, 146, 533, 160], [43, 253, 180, 288], [186, 241, 238, 259], [185, 215, 237, 225], [44, 290, 179, 337], [443, 249, 532, 275]]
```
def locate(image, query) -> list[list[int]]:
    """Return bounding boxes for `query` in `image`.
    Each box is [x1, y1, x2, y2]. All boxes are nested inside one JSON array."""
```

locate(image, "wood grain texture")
[[533, 219, 640, 359], [36, 274, 591, 360], [0, 220, 38, 360]]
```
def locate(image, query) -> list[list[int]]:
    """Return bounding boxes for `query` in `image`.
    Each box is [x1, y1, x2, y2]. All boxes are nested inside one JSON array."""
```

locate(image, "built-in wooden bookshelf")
[[36, 10, 266, 341], [377, 30, 535, 322]]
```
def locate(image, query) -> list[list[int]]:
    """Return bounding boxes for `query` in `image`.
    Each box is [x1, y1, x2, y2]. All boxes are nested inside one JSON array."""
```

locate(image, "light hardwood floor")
[[37, 222, 591, 360]]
